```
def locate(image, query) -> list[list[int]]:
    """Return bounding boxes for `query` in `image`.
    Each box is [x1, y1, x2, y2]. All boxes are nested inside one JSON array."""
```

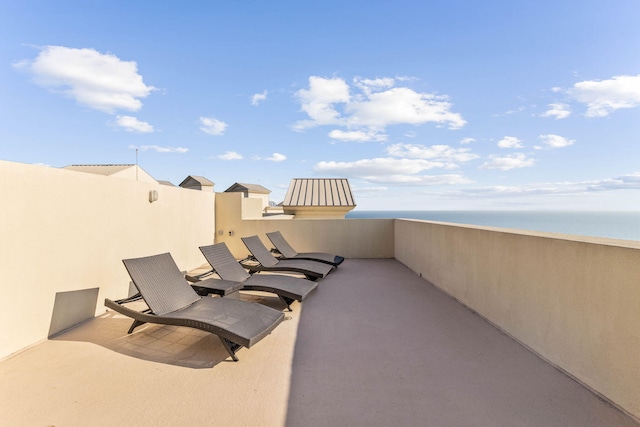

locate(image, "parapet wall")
[[394, 219, 640, 420], [0, 160, 215, 359], [214, 191, 394, 259], [217, 217, 394, 260]]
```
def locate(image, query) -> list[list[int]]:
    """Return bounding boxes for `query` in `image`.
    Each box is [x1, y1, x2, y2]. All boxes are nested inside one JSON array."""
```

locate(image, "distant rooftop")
[[224, 182, 271, 194], [179, 175, 215, 191], [283, 178, 355, 207]]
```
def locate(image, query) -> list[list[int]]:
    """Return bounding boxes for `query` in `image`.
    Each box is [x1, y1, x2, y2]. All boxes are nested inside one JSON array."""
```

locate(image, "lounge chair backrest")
[[266, 231, 298, 258], [199, 243, 252, 282], [122, 253, 200, 316], [241, 236, 279, 267]]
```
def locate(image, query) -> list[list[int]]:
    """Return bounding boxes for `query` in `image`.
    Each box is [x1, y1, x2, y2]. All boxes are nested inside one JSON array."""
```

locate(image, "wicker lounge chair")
[[187, 243, 319, 311], [240, 235, 333, 280], [266, 230, 345, 267], [104, 252, 284, 361]]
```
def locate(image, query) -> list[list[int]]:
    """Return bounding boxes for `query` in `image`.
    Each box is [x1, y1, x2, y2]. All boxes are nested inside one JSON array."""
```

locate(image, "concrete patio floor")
[[1, 259, 637, 426]]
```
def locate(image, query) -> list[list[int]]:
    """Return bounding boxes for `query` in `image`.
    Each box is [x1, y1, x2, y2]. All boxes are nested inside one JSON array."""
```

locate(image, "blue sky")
[[2, 1, 639, 210]]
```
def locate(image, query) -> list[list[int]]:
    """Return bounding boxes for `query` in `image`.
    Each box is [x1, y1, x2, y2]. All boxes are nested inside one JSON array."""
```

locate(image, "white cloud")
[[569, 74, 640, 117], [374, 174, 472, 185], [265, 153, 286, 162], [251, 90, 268, 106], [313, 141, 478, 186], [584, 172, 640, 191], [346, 86, 466, 129], [314, 157, 471, 185], [540, 103, 571, 119], [502, 106, 526, 115], [353, 76, 395, 95], [480, 153, 535, 170], [386, 143, 479, 165], [218, 151, 243, 160], [293, 75, 466, 135], [351, 185, 389, 194], [404, 131, 417, 138], [456, 173, 640, 197], [497, 136, 523, 148], [539, 134, 574, 148], [315, 158, 440, 175], [460, 137, 475, 144], [200, 116, 228, 135], [116, 115, 154, 133], [15, 46, 155, 114], [293, 76, 350, 129], [131, 144, 188, 153], [328, 129, 387, 142]]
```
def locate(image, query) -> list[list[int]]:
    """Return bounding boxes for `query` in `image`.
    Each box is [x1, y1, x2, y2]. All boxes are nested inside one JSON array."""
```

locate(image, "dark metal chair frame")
[[188, 242, 319, 311], [239, 235, 334, 281], [105, 252, 284, 361], [266, 230, 345, 267]]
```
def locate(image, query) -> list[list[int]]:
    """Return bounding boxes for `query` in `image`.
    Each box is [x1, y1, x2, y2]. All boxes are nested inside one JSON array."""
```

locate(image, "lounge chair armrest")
[[105, 298, 155, 322], [113, 293, 142, 304], [185, 269, 215, 283], [191, 278, 244, 297], [269, 248, 284, 259]]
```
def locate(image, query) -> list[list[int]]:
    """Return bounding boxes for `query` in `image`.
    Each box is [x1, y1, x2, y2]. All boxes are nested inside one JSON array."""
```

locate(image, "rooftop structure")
[[282, 178, 356, 218], [224, 182, 271, 195], [179, 175, 215, 192], [225, 182, 272, 212], [1, 160, 639, 425]]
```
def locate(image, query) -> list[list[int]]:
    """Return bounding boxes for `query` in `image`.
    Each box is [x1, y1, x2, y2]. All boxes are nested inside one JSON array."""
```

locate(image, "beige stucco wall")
[[282, 206, 355, 219], [0, 160, 215, 359], [214, 191, 392, 259], [394, 219, 640, 419], [221, 218, 394, 260], [241, 197, 265, 220], [248, 193, 270, 212]]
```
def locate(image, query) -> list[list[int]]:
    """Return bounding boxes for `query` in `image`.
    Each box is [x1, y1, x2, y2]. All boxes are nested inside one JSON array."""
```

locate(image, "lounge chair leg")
[[127, 319, 146, 334], [278, 296, 294, 312], [219, 337, 242, 361]]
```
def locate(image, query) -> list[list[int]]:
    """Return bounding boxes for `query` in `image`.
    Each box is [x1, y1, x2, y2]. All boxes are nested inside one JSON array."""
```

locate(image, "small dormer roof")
[[179, 175, 215, 190], [224, 182, 271, 194]]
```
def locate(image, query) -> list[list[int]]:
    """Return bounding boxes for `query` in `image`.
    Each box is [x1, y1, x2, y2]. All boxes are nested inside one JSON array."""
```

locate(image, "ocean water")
[[346, 210, 640, 242]]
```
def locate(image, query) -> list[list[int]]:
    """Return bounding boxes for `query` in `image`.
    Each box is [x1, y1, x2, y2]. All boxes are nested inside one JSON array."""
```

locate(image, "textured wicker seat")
[[241, 235, 333, 280], [188, 243, 319, 311], [104, 252, 284, 361], [266, 231, 345, 267]]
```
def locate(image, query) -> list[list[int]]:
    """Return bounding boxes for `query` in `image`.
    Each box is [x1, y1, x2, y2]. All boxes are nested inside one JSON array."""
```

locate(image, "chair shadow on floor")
[[54, 292, 288, 369]]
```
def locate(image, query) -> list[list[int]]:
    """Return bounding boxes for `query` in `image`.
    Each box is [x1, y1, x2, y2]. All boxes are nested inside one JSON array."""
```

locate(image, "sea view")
[[346, 210, 640, 242]]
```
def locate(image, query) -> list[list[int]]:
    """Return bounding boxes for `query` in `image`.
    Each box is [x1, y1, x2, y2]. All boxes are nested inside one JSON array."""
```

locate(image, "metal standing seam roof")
[[282, 178, 355, 207]]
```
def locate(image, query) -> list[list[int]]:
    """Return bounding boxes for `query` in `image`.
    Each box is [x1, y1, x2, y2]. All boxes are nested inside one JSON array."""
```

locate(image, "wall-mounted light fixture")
[[149, 190, 158, 203]]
